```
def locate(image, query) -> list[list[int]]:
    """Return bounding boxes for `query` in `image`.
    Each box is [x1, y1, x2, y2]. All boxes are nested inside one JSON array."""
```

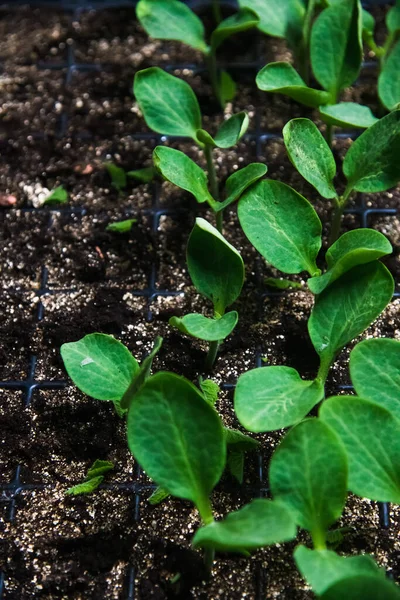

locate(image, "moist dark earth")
[[0, 3, 400, 599]]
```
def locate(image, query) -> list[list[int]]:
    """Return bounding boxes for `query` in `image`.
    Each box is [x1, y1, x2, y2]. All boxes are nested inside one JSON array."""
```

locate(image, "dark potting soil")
[[1, 3, 400, 599]]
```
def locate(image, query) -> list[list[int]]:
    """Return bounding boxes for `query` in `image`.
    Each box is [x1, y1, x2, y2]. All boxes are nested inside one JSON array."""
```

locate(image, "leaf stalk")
[[205, 340, 221, 371], [328, 185, 353, 245]]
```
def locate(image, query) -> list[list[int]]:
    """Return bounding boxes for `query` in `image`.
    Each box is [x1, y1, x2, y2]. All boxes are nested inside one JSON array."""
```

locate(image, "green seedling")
[[43, 185, 68, 206], [105, 163, 156, 192], [66, 459, 114, 496], [60, 333, 162, 416], [106, 219, 137, 233], [134, 67, 267, 231], [363, 1, 400, 112], [170, 218, 245, 370], [256, 0, 380, 144], [136, 0, 259, 107]]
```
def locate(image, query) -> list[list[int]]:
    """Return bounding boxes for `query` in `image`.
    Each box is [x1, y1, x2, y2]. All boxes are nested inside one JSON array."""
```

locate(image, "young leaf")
[[120, 336, 163, 410], [310, 0, 362, 98], [106, 219, 137, 233], [319, 102, 378, 129], [148, 486, 170, 505], [43, 185, 68, 206], [136, 0, 208, 53], [265, 277, 303, 290], [308, 262, 394, 369], [66, 475, 104, 496], [256, 62, 331, 108], [86, 459, 114, 479], [350, 338, 400, 419], [320, 396, 400, 503], [294, 546, 384, 597], [238, 179, 322, 276], [227, 450, 245, 484], [210, 9, 259, 52], [60, 333, 139, 401], [378, 40, 400, 111], [269, 419, 348, 546], [219, 70, 237, 105], [213, 112, 249, 149], [169, 311, 238, 342], [127, 166, 157, 183], [127, 372, 226, 516], [283, 118, 337, 200], [134, 67, 202, 142], [362, 8, 375, 39], [343, 109, 400, 193], [219, 163, 268, 211], [105, 163, 127, 191], [321, 574, 400, 600], [192, 499, 297, 553], [224, 428, 259, 452], [153, 146, 215, 205], [187, 218, 245, 315], [200, 379, 220, 406], [387, 4, 400, 35], [308, 229, 392, 294], [235, 366, 324, 432], [239, 0, 305, 41]]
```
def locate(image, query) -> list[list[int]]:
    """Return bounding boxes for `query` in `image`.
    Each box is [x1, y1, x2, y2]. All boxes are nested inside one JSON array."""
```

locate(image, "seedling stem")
[[206, 340, 221, 371], [311, 528, 327, 551], [212, 0, 222, 25], [298, 0, 317, 84], [206, 53, 223, 109], [329, 184, 353, 245], [204, 143, 223, 232]]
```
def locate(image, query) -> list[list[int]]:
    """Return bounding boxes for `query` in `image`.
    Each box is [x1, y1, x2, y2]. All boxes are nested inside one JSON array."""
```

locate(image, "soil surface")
[[0, 3, 399, 600]]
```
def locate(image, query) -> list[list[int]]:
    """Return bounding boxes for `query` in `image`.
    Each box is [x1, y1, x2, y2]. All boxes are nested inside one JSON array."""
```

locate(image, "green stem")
[[205, 340, 220, 371], [328, 185, 353, 245], [206, 51, 222, 109], [311, 528, 327, 551], [196, 497, 216, 572], [316, 355, 332, 386], [298, 0, 317, 85], [212, 0, 222, 25], [216, 210, 223, 233], [324, 123, 333, 150], [204, 143, 223, 233]]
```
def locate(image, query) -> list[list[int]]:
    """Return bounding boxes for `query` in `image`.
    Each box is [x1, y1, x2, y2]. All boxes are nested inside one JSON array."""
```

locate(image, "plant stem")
[[204, 143, 223, 233], [212, 0, 222, 25], [216, 210, 223, 233], [316, 356, 332, 386], [206, 52, 222, 109], [206, 340, 220, 371], [311, 528, 327, 551], [197, 497, 216, 572], [298, 0, 316, 85], [324, 123, 333, 149], [328, 185, 353, 245]]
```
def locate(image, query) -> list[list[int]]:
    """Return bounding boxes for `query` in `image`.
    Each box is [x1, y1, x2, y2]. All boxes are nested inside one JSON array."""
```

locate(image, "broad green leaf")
[[350, 338, 400, 419], [283, 118, 337, 199], [321, 575, 400, 600], [106, 219, 137, 233], [238, 179, 322, 276], [310, 0, 362, 98], [187, 218, 245, 314], [320, 396, 400, 503], [343, 109, 400, 193], [295, 546, 384, 596], [134, 67, 202, 142], [379, 40, 400, 111], [269, 419, 348, 544], [387, 4, 400, 34], [120, 336, 163, 410], [136, 0, 208, 53], [192, 499, 297, 553], [308, 262, 394, 368], [308, 229, 392, 294], [210, 9, 259, 52], [127, 372, 226, 514], [224, 428, 259, 451], [199, 379, 220, 405], [127, 166, 157, 183], [319, 102, 378, 129], [66, 475, 104, 496], [213, 112, 249, 149], [148, 486, 170, 505], [43, 185, 68, 206], [235, 366, 324, 432], [105, 164, 127, 191], [239, 0, 305, 41], [256, 62, 331, 108], [153, 146, 214, 205], [86, 460, 114, 479], [220, 163, 268, 211], [195, 128, 216, 148], [362, 9, 375, 38], [227, 450, 245, 484], [61, 333, 139, 401], [265, 277, 303, 290], [169, 311, 238, 342], [219, 70, 237, 105]]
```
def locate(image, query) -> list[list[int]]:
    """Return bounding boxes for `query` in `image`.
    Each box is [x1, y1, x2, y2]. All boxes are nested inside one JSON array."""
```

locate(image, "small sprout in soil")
[[134, 67, 267, 231], [106, 218, 137, 233], [169, 217, 245, 370], [105, 163, 156, 192], [43, 185, 68, 206], [65, 459, 114, 496], [136, 0, 259, 107]]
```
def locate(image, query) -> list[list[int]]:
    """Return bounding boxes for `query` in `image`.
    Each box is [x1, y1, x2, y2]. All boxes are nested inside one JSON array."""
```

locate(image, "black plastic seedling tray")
[[0, 0, 398, 598]]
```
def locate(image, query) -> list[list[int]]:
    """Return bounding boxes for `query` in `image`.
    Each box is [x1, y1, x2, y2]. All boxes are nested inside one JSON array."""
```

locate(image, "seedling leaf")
[[200, 379, 220, 406], [294, 545, 384, 596], [310, 0, 362, 98], [235, 366, 324, 432], [66, 476, 104, 496], [120, 336, 163, 411], [153, 146, 215, 205], [187, 218, 244, 315], [269, 419, 348, 544], [219, 163, 268, 211], [169, 311, 238, 342], [362, 9, 375, 38], [127, 372, 226, 512], [308, 229, 392, 294], [283, 118, 337, 200], [321, 574, 400, 600], [350, 338, 400, 419], [319, 102, 378, 129], [134, 67, 202, 142], [320, 396, 400, 503], [219, 70, 237, 104], [239, 0, 305, 41], [308, 262, 394, 368], [224, 428, 259, 451], [210, 9, 259, 52], [378, 40, 400, 111], [86, 459, 114, 479], [127, 166, 157, 183], [43, 185, 68, 206], [192, 499, 297, 552], [105, 163, 127, 191], [238, 179, 322, 276], [227, 450, 245, 484], [213, 112, 249, 148], [106, 219, 137, 233], [256, 62, 331, 108], [136, 0, 208, 53], [387, 4, 400, 34], [343, 109, 400, 193], [148, 486, 170, 505], [61, 333, 139, 401]]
